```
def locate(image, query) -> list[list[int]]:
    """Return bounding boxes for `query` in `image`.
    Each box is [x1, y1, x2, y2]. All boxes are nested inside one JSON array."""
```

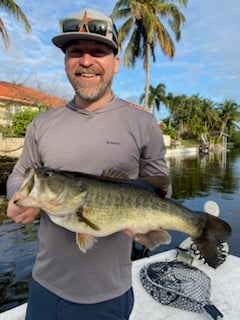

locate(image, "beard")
[[75, 81, 109, 102], [67, 67, 112, 103]]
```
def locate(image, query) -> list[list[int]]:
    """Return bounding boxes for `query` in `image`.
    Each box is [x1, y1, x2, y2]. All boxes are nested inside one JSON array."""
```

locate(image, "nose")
[[78, 53, 94, 67]]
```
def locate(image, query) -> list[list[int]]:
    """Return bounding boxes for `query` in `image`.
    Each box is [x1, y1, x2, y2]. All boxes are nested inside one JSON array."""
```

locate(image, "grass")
[[180, 140, 199, 147]]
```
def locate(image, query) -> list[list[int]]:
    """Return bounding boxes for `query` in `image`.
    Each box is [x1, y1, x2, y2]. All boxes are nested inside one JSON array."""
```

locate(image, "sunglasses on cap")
[[61, 19, 118, 41]]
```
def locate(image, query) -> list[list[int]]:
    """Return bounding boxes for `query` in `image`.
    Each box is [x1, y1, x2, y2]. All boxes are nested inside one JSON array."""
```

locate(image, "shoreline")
[[0, 146, 200, 160]]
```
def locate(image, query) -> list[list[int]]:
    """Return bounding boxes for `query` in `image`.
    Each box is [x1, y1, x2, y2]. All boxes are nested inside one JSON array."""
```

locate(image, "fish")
[[14, 167, 232, 268]]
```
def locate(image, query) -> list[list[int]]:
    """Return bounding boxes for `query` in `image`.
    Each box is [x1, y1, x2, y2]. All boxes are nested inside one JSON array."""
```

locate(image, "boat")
[[0, 247, 239, 320], [131, 249, 240, 320]]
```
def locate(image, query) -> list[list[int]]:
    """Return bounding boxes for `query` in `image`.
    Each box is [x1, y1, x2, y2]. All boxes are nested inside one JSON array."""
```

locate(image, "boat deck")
[[1, 249, 239, 320], [130, 250, 240, 320]]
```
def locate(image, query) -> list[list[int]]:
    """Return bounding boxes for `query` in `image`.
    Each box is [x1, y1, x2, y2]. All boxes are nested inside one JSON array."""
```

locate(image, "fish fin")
[[140, 175, 170, 188], [76, 233, 97, 253], [135, 228, 172, 250], [101, 168, 129, 179], [76, 207, 100, 231], [139, 175, 171, 198], [192, 213, 232, 268]]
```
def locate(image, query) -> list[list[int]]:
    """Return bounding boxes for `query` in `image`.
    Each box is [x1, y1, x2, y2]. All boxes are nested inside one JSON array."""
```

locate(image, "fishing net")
[[176, 239, 229, 267], [140, 260, 223, 319]]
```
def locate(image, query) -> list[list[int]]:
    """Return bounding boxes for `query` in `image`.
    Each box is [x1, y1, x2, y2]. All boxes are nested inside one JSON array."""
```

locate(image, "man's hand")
[[156, 182, 172, 198], [7, 192, 40, 224], [123, 229, 135, 239], [122, 229, 148, 243]]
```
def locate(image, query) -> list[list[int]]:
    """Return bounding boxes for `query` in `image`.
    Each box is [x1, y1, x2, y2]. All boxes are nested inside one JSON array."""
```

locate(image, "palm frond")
[[0, 17, 10, 48], [111, 0, 187, 110], [0, 0, 31, 32]]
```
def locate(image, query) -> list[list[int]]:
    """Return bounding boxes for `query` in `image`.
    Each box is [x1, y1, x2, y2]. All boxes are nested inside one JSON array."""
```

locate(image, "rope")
[[0, 145, 23, 153]]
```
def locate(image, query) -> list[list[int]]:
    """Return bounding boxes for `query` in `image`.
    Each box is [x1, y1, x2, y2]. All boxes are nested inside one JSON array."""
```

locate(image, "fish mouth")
[[13, 168, 35, 206], [19, 168, 35, 197]]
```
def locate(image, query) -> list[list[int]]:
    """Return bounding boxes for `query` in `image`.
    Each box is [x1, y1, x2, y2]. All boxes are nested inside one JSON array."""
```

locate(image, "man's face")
[[65, 40, 120, 106]]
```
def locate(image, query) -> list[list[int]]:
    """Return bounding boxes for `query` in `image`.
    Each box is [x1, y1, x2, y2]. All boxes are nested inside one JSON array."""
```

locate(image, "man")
[[7, 8, 170, 320]]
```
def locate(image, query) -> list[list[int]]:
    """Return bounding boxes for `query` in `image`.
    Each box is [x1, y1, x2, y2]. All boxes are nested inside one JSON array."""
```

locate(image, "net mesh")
[[140, 260, 211, 313]]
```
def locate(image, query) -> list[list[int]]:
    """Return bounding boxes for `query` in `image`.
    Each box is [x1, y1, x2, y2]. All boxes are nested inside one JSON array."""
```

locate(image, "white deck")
[[130, 250, 240, 320], [1, 250, 240, 320]]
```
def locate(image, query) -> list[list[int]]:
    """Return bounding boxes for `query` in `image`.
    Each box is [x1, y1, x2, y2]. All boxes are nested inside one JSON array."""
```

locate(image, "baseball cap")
[[52, 8, 118, 53]]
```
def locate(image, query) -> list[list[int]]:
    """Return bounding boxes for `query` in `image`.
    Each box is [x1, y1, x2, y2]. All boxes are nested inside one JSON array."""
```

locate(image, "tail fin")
[[192, 213, 232, 268]]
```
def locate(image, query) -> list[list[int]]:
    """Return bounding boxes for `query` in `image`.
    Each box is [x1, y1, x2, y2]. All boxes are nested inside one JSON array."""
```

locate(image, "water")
[[0, 150, 240, 312], [151, 150, 240, 256], [0, 208, 39, 311]]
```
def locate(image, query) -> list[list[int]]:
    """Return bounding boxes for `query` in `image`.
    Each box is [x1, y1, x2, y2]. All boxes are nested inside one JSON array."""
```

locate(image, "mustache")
[[73, 67, 101, 74]]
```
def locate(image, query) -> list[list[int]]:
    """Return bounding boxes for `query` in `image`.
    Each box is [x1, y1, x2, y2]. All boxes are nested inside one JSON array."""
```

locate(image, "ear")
[[114, 55, 120, 74]]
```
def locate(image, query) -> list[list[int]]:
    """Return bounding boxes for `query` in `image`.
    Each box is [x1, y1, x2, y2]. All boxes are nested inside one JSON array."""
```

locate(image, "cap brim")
[[52, 33, 118, 52]]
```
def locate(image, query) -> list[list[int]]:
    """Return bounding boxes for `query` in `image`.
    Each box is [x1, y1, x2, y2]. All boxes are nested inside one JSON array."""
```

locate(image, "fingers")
[[10, 207, 40, 223], [156, 185, 170, 197], [122, 229, 134, 238], [122, 229, 142, 244], [7, 192, 40, 224]]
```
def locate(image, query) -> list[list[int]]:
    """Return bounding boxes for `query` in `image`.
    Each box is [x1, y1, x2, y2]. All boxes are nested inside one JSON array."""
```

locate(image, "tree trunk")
[[144, 44, 151, 111]]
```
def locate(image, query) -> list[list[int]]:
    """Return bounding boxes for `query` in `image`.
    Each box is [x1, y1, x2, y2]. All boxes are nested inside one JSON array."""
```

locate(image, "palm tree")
[[139, 83, 166, 115], [0, 16, 9, 48], [164, 92, 183, 128], [170, 94, 188, 137], [217, 99, 240, 141], [111, 0, 187, 110], [0, 0, 31, 49]]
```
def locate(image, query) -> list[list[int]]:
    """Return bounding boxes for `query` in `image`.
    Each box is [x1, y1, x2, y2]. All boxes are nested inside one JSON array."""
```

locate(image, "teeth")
[[80, 74, 95, 77]]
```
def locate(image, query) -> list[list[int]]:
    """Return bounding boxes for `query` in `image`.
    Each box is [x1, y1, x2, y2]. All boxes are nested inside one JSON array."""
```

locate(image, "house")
[[0, 81, 67, 125]]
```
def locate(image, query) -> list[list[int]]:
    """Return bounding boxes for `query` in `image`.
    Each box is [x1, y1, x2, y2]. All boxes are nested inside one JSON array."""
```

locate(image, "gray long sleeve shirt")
[[7, 96, 169, 303]]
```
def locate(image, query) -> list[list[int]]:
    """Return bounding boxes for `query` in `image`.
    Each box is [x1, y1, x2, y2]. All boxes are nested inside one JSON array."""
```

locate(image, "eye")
[[66, 46, 112, 58], [89, 48, 109, 57], [42, 167, 52, 177], [67, 48, 84, 57]]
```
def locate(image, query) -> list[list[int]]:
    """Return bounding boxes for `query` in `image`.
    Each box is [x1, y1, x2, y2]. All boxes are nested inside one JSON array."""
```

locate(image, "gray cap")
[[52, 8, 118, 53]]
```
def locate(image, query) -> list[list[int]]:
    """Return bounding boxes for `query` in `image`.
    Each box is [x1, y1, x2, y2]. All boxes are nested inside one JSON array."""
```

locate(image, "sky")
[[0, 0, 240, 120]]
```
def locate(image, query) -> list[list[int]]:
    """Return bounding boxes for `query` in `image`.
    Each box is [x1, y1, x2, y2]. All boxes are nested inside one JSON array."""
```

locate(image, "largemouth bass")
[[15, 167, 232, 268]]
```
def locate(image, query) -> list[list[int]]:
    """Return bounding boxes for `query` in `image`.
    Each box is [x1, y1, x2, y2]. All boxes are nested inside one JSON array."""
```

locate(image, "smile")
[[79, 73, 96, 77]]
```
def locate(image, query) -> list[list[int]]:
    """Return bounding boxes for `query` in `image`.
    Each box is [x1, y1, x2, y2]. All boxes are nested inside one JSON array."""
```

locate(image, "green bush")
[[162, 126, 176, 139], [11, 109, 41, 137], [0, 124, 13, 137], [230, 131, 240, 147]]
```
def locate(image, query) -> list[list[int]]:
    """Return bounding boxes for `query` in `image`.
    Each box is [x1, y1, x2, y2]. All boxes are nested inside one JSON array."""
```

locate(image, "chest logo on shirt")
[[106, 140, 121, 146]]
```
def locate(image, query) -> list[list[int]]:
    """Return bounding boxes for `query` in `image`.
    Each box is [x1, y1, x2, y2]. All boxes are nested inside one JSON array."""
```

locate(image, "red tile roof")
[[123, 99, 144, 110], [0, 81, 67, 108]]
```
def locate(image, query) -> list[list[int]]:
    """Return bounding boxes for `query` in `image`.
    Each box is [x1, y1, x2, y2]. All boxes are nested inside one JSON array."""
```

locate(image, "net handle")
[[204, 304, 224, 319]]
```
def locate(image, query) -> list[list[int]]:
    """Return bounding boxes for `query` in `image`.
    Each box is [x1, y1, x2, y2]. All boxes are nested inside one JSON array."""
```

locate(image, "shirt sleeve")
[[6, 120, 43, 199]]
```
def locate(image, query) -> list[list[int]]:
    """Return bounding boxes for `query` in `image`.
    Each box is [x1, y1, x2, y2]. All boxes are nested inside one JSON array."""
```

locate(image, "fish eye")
[[43, 168, 52, 177]]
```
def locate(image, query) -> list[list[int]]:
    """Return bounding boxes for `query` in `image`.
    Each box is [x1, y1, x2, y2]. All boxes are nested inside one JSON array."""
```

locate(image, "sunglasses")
[[62, 19, 112, 37]]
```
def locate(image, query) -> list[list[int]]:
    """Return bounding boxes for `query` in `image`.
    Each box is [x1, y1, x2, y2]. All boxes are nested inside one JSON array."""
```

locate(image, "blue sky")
[[1, 0, 240, 120]]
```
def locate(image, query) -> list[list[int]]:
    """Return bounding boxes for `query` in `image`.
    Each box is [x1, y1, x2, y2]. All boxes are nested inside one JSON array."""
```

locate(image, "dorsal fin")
[[101, 169, 170, 196], [140, 175, 170, 188], [101, 168, 129, 179], [101, 168, 170, 187], [138, 175, 171, 198]]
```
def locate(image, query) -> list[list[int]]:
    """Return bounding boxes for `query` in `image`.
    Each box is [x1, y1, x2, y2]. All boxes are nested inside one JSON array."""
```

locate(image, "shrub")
[[11, 109, 41, 137], [162, 126, 176, 139]]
